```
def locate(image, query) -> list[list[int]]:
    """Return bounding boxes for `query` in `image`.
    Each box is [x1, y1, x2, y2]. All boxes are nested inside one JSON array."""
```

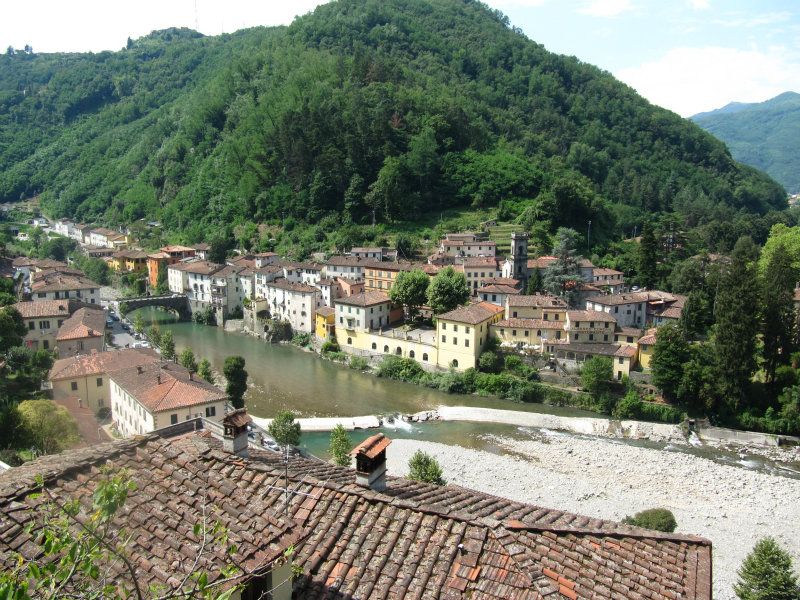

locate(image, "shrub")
[[329, 424, 352, 467], [227, 305, 244, 319], [637, 401, 684, 424], [735, 537, 800, 600], [291, 332, 311, 347], [408, 450, 446, 485], [326, 351, 348, 363], [96, 406, 111, 420], [0, 448, 22, 467], [193, 306, 217, 326], [478, 351, 503, 373], [321, 339, 340, 354], [613, 391, 642, 419], [348, 356, 369, 371], [504, 354, 523, 372], [623, 508, 677, 533], [376, 356, 424, 382]]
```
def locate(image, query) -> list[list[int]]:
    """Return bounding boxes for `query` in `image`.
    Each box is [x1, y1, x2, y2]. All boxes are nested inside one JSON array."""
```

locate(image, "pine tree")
[[638, 222, 659, 289], [525, 269, 543, 294], [543, 228, 582, 304], [761, 243, 798, 383], [734, 537, 800, 600], [651, 323, 690, 401], [678, 290, 708, 339], [714, 237, 759, 410], [223, 356, 248, 409]]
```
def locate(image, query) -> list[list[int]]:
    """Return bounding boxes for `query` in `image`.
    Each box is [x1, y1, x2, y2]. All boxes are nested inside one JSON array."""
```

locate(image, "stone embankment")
[[387, 433, 800, 600]]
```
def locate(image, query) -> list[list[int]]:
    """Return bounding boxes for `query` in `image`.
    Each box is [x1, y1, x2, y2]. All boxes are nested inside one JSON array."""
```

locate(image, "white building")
[[334, 290, 393, 332], [585, 292, 649, 328], [260, 278, 321, 334], [110, 362, 226, 437], [323, 256, 368, 281], [54, 220, 74, 237], [30, 272, 100, 304]]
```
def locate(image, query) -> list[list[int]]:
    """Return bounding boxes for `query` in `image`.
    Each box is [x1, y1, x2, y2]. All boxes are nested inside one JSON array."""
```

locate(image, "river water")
[[131, 308, 800, 479]]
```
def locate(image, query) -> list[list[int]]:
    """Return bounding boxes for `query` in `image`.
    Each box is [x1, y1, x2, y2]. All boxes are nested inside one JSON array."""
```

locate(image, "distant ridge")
[[692, 92, 800, 193]]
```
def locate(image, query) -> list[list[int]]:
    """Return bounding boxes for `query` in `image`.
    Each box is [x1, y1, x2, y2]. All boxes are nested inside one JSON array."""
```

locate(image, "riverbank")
[[386, 434, 800, 600]]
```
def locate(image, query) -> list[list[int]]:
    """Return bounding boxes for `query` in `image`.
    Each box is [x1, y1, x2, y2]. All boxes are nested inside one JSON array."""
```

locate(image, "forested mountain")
[[0, 0, 786, 249], [693, 92, 800, 194]]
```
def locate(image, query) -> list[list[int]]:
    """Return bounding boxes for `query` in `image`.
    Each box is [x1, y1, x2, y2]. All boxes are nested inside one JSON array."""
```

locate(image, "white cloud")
[[687, 0, 710, 10], [577, 0, 634, 18], [616, 45, 800, 116], [713, 11, 792, 28]]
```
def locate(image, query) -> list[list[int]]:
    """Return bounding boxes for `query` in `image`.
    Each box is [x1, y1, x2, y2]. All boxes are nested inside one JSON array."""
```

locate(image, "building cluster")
[[0, 417, 713, 599]]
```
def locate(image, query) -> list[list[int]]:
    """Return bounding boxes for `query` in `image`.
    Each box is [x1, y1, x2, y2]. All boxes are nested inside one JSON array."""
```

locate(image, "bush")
[[612, 391, 642, 419], [478, 351, 503, 373], [326, 351, 348, 363], [329, 424, 352, 467], [376, 356, 424, 382], [623, 508, 677, 533], [227, 305, 244, 319], [193, 306, 217, 326], [503, 354, 523, 372], [348, 356, 369, 371], [408, 450, 446, 485], [96, 406, 111, 420], [637, 401, 684, 424], [291, 332, 311, 347], [735, 537, 800, 600], [0, 448, 23, 467], [321, 339, 340, 354]]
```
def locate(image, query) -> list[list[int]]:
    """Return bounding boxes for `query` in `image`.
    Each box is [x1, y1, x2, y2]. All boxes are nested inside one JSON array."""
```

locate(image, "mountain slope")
[[0, 0, 786, 246], [693, 92, 800, 193]]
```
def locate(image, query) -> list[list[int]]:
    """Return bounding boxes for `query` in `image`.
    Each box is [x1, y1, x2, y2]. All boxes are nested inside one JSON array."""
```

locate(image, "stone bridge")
[[117, 294, 191, 319]]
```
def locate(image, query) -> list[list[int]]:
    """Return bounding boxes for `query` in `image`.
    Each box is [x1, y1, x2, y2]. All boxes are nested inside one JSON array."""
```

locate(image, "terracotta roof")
[[223, 408, 251, 429], [316, 306, 335, 317], [460, 256, 501, 268], [351, 247, 383, 253], [160, 245, 195, 253], [192, 243, 211, 250], [111, 362, 226, 412], [567, 310, 617, 323], [494, 318, 564, 330], [508, 294, 567, 308], [350, 432, 391, 458], [316, 278, 334, 286], [615, 345, 638, 358], [655, 306, 683, 320], [30, 273, 100, 293], [335, 290, 391, 307], [264, 278, 318, 294], [616, 327, 644, 337], [639, 329, 658, 346], [438, 301, 505, 325], [0, 435, 298, 596], [179, 261, 224, 276], [13, 299, 71, 319], [0, 427, 711, 599], [49, 348, 160, 381], [254, 265, 283, 275], [479, 284, 521, 295], [90, 227, 117, 236], [592, 268, 623, 277], [324, 255, 368, 267], [483, 277, 520, 287], [528, 256, 595, 269], [586, 292, 651, 306], [147, 251, 170, 260], [55, 308, 106, 341], [557, 342, 623, 357]]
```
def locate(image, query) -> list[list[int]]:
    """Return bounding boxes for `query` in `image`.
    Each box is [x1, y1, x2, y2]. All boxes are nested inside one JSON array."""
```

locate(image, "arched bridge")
[[117, 294, 190, 319]]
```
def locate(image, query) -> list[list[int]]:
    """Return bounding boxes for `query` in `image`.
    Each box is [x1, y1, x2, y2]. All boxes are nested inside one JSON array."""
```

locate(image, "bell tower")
[[510, 232, 529, 283]]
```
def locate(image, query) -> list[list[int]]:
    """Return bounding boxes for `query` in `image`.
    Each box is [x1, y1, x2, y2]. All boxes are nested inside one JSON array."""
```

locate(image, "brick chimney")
[[223, 408, 251, 458], [351, 433, 391, 491]]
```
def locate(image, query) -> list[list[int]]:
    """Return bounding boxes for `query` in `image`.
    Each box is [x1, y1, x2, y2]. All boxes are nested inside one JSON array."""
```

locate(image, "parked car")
[[106, 318, 114, 326], [121, 323, 131, 332]]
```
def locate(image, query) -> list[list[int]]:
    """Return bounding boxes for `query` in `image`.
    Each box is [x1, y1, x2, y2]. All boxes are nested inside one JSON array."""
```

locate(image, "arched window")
[[422, 353, 428, 361], [347, 337, 352, 345], [409, 350, 415, 359], [537, 330, 541, 336], [395, 347, 402, 355], [383, 345, 389, 353], [371, 342, 377, 350], [451, 359, 459, 368]]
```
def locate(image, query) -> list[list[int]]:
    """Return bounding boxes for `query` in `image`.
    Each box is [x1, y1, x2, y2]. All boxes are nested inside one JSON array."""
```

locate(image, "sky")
[[1, 0, 798, 117]]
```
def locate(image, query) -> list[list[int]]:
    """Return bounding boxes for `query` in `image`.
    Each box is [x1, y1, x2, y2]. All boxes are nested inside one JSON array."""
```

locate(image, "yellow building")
[[491, 318, 565, 350], [315, 306, 335, 340], [637, 329, 657, 369], [14, 299, 72, 351], [505, 294, 568, 321], [123, 251, 149, 274], [436, 302, 504, 370], [363, 263, 409, 292], [564, 310, 617, 344]]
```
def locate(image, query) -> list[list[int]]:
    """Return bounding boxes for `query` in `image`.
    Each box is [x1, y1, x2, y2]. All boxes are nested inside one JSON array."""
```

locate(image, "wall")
[[57, 335, 104, 358], [52, 375, 109, 414], [336, 328, 438, 367]]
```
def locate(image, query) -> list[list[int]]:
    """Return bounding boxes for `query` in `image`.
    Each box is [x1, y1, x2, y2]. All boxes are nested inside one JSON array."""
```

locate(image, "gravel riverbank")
[[387, 434, 800, 600]]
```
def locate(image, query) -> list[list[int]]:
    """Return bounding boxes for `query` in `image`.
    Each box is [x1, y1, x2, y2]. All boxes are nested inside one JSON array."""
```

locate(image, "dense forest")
[[693, 91, 800, 194], [0, 0, 787, 255]]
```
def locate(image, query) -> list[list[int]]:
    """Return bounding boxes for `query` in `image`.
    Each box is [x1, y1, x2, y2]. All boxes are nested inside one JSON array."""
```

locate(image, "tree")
[[678, 290, 707, 339], [329, 424, 352, 467], [622, 508, 677, 533], [525, 269, 542, 294], [268, 410, 301, 447], [478, 351, 503, 373], [198, 358, 214, 383], [17, 399, 80, 455], [180, 347, 197, 373], [223, 356, 248, 409], [390, 269, 429, 320], [395, 233, 417, 260], [543, 228, 582, 304], [132, 312, 145, 335], [735, 537, 800, 600], [651, 324, 690, 401], [426, 266, 470, 315], [148, 324, 162, 349], [761, 243, 798, 383], [77, 257, 110, 285], [155, 260, 168, 294], [638, 222, 659, 288], [0, 306, 26, 353], [580, 356, 613, 399], [160, 330, 176, 361], [714, 237, 759, 409], [408, 450, 446, 485]]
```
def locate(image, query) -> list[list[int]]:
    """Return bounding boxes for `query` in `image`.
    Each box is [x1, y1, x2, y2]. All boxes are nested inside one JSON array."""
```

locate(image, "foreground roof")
[[13, 299, 72, 319], [55, 307, 106, 341], [49, 348, 160, 381], [0, 429, 712, 599], [438, 301, 505, 324], [335, 290, 391, 307]]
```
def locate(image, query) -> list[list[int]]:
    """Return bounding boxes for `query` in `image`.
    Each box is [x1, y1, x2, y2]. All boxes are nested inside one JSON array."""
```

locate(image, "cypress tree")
[[761, 242, 798, 383], [651, 323, 690, 401], [638, 222, 659, 289], [714, 237, 759, 410], [543, 228, 582, 304]]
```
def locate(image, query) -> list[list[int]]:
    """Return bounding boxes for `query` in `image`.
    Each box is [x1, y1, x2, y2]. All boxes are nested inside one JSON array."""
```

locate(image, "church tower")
[[510, 232, 529, 283]]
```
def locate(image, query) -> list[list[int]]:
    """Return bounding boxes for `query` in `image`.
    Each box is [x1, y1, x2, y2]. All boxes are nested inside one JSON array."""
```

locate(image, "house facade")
[[436, 302, 505, 370]]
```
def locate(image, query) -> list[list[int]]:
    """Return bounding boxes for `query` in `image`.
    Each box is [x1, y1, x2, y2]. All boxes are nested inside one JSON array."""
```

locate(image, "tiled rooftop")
[[335, 290, 391, 307], [507, 294, 568, 308], [55, 307, 106, 341], [49, 348, 160, 381], [567, 310, 618, 323], [13, 299, 71, 319], [111, 362, 226, 412], [438, 301, 505, 325]]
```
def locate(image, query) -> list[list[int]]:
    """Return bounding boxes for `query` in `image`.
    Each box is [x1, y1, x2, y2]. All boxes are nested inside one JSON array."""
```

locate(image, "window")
[[384, 345, 389, 353], [590, 322, 594, 328], [395, 347, 402, 355], [453, 338, 458, 345], [554, 314, 559, 320], [28, 321, 34, 330], [574, 322, 580, 328], [96, 377, 103, 387], [614, 307, 619, 313], [422, 353, 428, 361], [543, 314, 548, 321], [491, 295, 497, 302], [465, 327, 470, 334], [512, 311, 517, 318], [442, 323, 446, 330], [70, 381, 78, 391], [98, 399, 104, 407], [589, 334, 594, 341], [441, 335, 446, 343], [618, 357, 624, 364], [465, 339, 469, 347], [371, 342, 377, 350], [409, 350, 415, 359], [42, 340, 49, 349], [37, 292, 46, 298], [451, 359, 459, 368], [556, 331, 561, 340], [627, 336, 634, 343], [347, 337, 352, 345], [524, 331, 529, 337], [453, 325, 458, 332], [339, 317, 343, 324], [170, 414, 178, 424], [39, 320, 50, 330], [205, 406, 216, 417], [604, 335, 608, 341], [574, 333, 578, 340]]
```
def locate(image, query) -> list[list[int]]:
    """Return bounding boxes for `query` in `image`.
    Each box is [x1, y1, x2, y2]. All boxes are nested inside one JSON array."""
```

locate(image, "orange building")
[[147, 246, 196, 289]]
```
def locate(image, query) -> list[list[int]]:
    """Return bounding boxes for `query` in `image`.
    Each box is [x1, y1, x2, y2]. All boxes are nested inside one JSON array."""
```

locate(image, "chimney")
[[222, 408, 251, 458], [351, 433, 391, 492]]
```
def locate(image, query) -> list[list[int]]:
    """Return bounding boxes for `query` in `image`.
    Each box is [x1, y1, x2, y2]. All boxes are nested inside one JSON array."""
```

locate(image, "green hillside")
[[693, 92, 800, 194], [0, 0, 786, 254]]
